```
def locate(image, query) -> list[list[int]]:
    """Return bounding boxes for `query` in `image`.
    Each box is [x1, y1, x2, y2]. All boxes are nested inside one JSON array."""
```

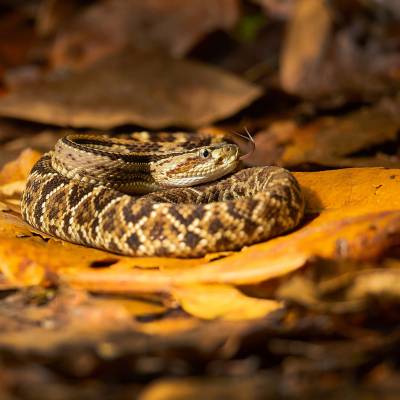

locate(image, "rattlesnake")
[[21, 132, 304, 258]]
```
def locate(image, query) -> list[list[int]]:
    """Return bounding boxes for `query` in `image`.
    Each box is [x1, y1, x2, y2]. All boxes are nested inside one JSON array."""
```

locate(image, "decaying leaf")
[[0, 50, 261, 129], [249, 98, 400, 168], [50, 0, 239, 68]]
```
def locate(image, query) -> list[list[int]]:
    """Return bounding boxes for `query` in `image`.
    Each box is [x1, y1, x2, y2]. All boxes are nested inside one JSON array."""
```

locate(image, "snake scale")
[[21, 132, 304, 258]]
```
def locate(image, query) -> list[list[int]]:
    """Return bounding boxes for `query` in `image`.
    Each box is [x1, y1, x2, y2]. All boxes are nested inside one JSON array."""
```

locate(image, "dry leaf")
[[0, 9, 35, 87], [249, 98, 400, 168], [0, 148, 40, 185], [0, 50, 261, 129], [280, 0, 400, 99], [346, 268, 400, 301], [50, 0, 239, 68], [0, 149, 41, 212], [276, 258, 400, 313], [280, 0, 332, 97], [36, 0, 83, 37], [295, 167, 400, 214], [173, 284, 282, 320]]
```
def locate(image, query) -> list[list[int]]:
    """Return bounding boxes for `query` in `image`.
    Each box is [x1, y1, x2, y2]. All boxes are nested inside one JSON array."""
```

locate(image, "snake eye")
[[199, 149, 210, 159]]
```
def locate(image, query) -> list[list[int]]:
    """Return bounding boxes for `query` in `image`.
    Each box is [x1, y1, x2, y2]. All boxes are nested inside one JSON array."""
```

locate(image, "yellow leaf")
[[295, 167, 400, 215], [137, 317, 201, 335], [173, 284, 282, 320], [0, 148, 41, 185]]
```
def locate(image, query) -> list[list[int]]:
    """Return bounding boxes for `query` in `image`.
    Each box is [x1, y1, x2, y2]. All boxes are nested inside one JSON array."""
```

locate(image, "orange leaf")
[[172, 284, 282, 320], [0, 148, 41, 185], [2, 149, 400, 306]]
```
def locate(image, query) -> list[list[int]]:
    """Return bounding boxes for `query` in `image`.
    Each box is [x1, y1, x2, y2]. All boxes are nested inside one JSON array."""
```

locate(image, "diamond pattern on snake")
[[21, 132, 304, 257]]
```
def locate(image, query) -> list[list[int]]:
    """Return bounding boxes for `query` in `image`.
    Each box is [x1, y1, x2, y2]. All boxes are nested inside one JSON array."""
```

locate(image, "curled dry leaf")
[[249, 98, 400, 168], [50, 0, 239, 68], [0, 50, 261, 129]]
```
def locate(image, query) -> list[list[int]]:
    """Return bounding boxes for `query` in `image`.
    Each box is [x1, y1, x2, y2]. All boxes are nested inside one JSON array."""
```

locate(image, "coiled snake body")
[[21, 133, 304, 258]]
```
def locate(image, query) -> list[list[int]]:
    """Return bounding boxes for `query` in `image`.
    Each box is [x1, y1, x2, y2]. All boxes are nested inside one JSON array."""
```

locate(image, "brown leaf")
[[36, 0, 83, 37], [280, 0, 332, 97], [0, 50, 261, 129], [280, 0, 400, 99], [0, 9, 36, 88], [249, 98, 400, 168], [50, 0, 239, 69]]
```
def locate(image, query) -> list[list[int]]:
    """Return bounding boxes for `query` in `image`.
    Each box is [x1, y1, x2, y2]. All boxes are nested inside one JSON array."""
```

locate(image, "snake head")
[[152, 143, 240, 187]]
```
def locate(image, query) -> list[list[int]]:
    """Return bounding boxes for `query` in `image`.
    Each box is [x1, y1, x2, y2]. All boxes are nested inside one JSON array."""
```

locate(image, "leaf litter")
[[48, 0, 239, 68], [0, 50, 261, 129], [1, 1, 400, 398]]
